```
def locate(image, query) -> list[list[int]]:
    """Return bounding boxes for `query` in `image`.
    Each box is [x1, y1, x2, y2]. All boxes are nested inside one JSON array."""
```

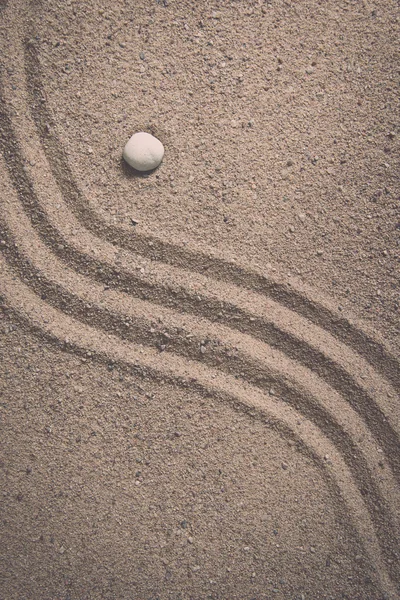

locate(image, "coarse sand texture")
[[0, 1, 399, 600]]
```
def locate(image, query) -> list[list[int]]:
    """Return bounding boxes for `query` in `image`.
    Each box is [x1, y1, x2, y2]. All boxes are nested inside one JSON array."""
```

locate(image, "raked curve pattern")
[[0, 1, 399, 597]]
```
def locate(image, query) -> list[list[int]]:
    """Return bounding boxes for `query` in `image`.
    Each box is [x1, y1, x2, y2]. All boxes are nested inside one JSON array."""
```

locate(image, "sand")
[[0, 0, 399, 599]]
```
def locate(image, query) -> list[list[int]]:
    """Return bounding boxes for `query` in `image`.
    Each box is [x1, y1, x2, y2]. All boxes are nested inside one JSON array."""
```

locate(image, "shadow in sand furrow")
[[0, 96, 398, 487], [22, 41, 400, 395], [0, 262, 398, 596], [0, 223, 399, 583]]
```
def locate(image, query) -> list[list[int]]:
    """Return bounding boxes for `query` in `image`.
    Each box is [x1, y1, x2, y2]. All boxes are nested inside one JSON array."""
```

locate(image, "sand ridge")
[[0, 0, 399, 599]]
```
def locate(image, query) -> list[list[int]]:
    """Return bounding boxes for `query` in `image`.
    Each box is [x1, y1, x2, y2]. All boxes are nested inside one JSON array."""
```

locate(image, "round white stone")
[[123, 132, 164, 171]]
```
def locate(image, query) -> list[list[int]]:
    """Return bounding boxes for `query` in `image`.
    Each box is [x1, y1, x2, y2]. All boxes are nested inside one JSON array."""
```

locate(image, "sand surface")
[[0, 1, 399, 598]]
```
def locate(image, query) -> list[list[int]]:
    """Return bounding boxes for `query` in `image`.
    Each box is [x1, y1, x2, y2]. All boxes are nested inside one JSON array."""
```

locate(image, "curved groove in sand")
[[1, 85, 399, 489], [17, 33, 400, 407], [2, 7, 398, 441], [0, 164, 399, 581], [22, 42, 400, 395], [0, 256, 398, 599], [0, 3, 398, 595]]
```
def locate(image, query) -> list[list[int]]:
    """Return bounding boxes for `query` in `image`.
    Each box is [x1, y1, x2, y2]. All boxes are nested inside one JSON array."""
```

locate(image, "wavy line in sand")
[[18, 21, 400, 388], [0, 1, 399, 595], [1, 76, 399, 487], [0, 155, 399, 585], [1, 23, 400, 577], [0, 255, 398, 599], [6, 6, 398, 405], [22, 40, 400, 394], [2, 6, 399, 436]]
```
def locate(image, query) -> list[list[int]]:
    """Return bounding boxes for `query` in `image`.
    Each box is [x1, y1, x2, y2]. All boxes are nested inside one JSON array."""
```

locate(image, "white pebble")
[[123, 132, 164, 171]]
